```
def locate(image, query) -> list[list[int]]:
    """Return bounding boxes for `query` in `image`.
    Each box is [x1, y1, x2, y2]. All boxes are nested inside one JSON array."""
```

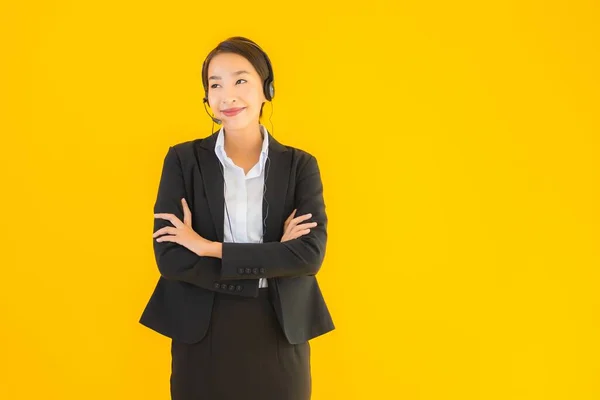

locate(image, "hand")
[[153, 198, 212, 256], [280, 209, 317, 242]]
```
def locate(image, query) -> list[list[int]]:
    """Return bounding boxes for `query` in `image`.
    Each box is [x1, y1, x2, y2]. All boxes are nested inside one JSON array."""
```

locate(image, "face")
[[206, 52, 267, 129]]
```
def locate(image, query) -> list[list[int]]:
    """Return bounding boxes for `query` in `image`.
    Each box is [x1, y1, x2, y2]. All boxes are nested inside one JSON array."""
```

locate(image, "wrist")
[[204, 241, 222, 259]]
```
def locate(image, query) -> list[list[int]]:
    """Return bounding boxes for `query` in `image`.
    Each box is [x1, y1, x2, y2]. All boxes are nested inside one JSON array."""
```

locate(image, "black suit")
[[139, 130, 335, 345]]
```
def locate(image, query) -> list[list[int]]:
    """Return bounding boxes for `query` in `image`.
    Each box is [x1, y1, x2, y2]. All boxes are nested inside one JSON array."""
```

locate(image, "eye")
[[210, 79, 246, 89]]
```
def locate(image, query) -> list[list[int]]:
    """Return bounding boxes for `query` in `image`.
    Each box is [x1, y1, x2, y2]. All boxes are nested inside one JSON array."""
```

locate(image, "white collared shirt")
[[214, 124, 270, 288]]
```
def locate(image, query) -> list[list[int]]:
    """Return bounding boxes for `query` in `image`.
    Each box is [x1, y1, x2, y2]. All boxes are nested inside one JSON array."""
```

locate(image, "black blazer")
[[139, 130, 335, 345]]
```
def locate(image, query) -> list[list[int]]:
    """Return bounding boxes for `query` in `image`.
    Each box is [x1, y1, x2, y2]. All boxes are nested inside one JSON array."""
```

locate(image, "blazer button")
[[235, 285, 243, 291], [213, 282, 220, 289], [245, 268, 252, 274], [220, 283, 227, 290], [237, 267, 244, 274], [228, 285, 235, 291], [259, 267, 265, 273], [252, 268, 259, 274]]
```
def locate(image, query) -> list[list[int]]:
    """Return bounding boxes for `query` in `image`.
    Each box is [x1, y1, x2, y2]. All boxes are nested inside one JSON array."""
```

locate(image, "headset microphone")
[[203, 97, 222, 124]]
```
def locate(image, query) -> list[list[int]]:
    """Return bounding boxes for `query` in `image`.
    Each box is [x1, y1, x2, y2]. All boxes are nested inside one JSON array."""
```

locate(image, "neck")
[[223, 124, 264, 155]]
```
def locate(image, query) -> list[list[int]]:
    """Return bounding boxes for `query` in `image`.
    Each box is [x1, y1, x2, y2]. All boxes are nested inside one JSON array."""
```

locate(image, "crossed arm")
[[151, 146, 328, 296]]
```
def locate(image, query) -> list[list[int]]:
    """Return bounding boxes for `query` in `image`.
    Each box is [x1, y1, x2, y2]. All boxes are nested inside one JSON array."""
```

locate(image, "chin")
[[224, 116, 256, 129], [223, 119, 248, 129]]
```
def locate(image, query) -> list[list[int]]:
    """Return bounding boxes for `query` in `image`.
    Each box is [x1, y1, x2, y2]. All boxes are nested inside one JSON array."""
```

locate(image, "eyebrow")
[[208, 70, 250, 80]]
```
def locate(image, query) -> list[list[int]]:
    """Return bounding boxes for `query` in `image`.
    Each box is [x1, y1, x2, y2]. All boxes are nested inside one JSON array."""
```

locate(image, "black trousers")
[[170, 287, 312, 400]]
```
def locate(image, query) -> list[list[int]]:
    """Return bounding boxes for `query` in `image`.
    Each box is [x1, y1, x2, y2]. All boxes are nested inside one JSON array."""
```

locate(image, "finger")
[[290, 213, 312, 226], [293, 212, 313, 222], [155, 235, 179, 244], [284, 210, 295, 230], [152, 226, 177, 238], [294, 222, 317, 230], [181, 198, 192, 226], [286, 209, 297, 223], [290, 229, 311, 240], [154, 213, 184, 228], [292, 226, 312, 235], [283, 214, 294, 231]]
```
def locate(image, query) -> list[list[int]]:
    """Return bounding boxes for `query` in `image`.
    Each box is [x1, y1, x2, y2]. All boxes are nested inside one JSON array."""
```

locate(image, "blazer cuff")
[[220, 242, 269, 279], [209, 277, 260, 297]]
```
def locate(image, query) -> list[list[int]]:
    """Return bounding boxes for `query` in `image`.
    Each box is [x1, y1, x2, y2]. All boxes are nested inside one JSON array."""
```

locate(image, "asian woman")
[[139, 36, 335, 400]]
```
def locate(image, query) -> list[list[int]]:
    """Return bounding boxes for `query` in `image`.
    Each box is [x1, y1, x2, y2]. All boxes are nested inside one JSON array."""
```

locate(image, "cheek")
[[207, 93, 218, 108], [242, 84, 264, 102]]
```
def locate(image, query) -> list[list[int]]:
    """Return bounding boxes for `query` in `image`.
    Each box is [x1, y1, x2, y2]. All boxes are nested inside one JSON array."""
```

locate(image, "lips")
[[221, 107, 246, 117]]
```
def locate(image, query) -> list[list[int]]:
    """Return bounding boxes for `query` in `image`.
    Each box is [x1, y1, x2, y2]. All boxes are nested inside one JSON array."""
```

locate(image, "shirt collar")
[[215, 124, 270, 160]]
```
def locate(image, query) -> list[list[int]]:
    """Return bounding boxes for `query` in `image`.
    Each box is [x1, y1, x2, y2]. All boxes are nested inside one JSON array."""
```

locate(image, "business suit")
[[139, 129, 335, 398]]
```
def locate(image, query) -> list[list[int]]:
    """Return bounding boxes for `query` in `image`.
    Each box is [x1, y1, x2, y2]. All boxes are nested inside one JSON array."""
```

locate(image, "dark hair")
[[201, 36, 272, 118]]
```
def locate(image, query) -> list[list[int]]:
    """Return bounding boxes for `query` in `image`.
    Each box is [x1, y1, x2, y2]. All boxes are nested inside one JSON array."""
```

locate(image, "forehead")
[[207, 52, 259, 78]]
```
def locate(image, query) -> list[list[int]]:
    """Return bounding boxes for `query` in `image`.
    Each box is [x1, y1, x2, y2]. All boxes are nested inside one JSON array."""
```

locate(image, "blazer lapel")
[[263, 138, 289, 243], [196, 129, 289, 243], [196, 132, 224, 242]]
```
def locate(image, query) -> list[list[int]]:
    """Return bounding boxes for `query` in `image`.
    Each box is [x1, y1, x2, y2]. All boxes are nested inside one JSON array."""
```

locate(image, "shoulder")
[[166, 135, 213, 161], [279, 142, 318, 167], [278, 143, 322, 179], [285, 144, 313, 158], [170, 137, 203, 154]]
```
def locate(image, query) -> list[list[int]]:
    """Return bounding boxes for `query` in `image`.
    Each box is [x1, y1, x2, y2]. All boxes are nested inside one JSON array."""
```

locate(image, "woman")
[[139, 36, 335, 400]]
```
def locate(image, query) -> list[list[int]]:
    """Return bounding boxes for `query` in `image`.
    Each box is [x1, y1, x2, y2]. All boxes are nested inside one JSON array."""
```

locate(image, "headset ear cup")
[[265, 80, 274, 101], [263, 81, 269, 101]]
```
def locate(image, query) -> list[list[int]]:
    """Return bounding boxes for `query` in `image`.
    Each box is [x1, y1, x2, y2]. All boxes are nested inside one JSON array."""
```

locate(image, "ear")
[[259, 86, 268, 103]]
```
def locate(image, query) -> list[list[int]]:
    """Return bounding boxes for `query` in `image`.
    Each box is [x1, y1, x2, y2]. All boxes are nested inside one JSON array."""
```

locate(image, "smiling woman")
[[139, 36, 335, 400], [202, 36, 275, 128]]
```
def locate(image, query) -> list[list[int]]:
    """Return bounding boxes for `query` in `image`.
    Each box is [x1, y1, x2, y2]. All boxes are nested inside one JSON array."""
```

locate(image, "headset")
[[204, 39, 274, 244], [202, 39, 275, 124]]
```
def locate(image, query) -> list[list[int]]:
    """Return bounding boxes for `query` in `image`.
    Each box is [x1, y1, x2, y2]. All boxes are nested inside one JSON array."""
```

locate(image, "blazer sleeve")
[[220, 154, 328, 280], [152, 146, 259, 297]]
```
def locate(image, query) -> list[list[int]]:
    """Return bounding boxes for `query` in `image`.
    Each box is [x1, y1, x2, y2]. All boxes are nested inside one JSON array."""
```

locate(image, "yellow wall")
[[1, 0, 599, 399]]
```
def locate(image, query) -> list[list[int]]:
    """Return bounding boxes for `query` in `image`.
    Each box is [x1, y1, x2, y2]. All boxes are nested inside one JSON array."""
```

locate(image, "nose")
[[221, 87, 238, 105]]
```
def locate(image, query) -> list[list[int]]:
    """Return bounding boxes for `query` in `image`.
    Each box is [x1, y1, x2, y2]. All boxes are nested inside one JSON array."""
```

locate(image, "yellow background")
[[1, 0, 599, 399]]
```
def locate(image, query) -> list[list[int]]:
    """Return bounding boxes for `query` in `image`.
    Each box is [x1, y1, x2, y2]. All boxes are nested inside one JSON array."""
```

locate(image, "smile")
[[221, 107, 246, 117]]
